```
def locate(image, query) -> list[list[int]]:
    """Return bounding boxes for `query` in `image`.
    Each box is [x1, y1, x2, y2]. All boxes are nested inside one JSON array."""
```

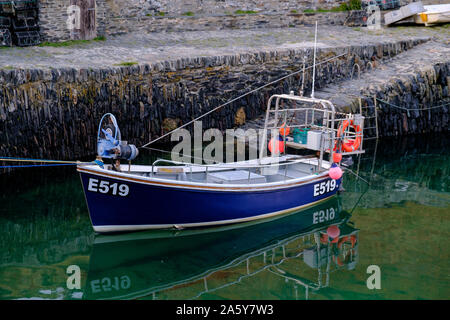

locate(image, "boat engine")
[[97, 113, 139, 161]]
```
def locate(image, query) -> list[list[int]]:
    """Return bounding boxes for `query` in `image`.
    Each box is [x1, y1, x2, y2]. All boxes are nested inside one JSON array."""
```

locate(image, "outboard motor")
[[97, 113, 139, 161]]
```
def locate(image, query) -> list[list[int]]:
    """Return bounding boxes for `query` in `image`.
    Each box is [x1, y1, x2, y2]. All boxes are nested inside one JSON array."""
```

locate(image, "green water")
[[0, 134, 448, 300]]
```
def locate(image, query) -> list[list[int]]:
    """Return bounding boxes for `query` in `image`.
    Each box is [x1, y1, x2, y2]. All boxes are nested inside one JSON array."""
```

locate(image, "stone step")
[[312, 41, 450, 137], [313, 41, 450, 111], [238, 39, 449, 141]]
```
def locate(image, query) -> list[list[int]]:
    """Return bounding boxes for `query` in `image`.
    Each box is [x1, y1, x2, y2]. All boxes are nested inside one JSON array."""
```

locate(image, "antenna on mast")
[[299, 56, 306, 96], [311, 21, 318, 99]]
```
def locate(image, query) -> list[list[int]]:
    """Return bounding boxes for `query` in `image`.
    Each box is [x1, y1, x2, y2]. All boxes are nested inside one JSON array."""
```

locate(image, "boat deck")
[[80, 155, 331, 187]]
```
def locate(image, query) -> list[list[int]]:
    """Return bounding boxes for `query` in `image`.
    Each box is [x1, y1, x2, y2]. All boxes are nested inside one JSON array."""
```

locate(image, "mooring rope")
[[343, 167, 370, 185], [345, 90, 450, 112], [349, 183, 370, 215], [140, 52, 348, 149], [374, 98, 450, 111], [0, 156, 91, 164], [0, 163, 81, 169], [0, 156, 95, 169]]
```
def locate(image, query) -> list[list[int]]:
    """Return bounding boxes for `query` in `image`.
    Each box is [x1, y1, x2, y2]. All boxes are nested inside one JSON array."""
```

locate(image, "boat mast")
[[311, 21, 318, 99], [299, 57, 306, 96]]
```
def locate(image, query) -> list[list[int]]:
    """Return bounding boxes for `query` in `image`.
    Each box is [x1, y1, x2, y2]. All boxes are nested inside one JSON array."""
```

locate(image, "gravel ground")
[[0, 24, 448, 70]]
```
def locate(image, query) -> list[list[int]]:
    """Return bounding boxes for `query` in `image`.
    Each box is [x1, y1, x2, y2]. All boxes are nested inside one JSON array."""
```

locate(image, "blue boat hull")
[[84, 197, 348, 299], [78, 168, 341, 233]]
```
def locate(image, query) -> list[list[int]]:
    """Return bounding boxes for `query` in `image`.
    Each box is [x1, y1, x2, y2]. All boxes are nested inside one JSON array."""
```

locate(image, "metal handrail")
[[151, 158, 180, 177], [259, 94, 338, 162], [267, 107, 348, 116], [150, 93, 364, 177], [150, 155, 321, 172]]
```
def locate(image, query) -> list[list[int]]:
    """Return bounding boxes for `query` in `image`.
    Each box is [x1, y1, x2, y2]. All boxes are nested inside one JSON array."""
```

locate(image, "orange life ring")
[[337, 120, 362, 152], [337, 236, 349, 249], [350, 235, 357, 248], [332, 255, 345, 267], [338, 235, 357, 249], [333, 249, 357, 266]]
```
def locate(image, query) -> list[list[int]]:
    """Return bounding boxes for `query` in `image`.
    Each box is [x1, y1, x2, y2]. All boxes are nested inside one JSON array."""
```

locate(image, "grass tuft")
[[39, 36, 106, 47], [114, 61, 138, 67], [303, 0, 361, 13], [234, 10, 258, 15]]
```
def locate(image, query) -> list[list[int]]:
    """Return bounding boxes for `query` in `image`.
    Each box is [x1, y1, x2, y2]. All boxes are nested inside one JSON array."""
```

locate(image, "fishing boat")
[[77, 92, 365, 233], [76, 22, 365, 233]]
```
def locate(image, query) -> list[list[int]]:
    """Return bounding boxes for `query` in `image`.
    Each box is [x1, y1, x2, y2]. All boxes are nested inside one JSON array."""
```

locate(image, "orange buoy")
[[333, 254, 345, 267], [327, 225, 340, 238], [332, 152, 342, 163], [268, 137, 285, 154], [279, 123, 290, 136]]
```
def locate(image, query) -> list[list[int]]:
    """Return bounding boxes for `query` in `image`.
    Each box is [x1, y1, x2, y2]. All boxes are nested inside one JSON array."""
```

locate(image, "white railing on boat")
[[150, 155, 327, 184], [259, 93, 365, 172]]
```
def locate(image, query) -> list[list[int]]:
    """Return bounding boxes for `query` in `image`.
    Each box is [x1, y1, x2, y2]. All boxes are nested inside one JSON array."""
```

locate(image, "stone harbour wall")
[[101, 11, 357, 35], [38, 0, 71, 42], [97, 0, 348, 17], [103, 0, 366, 36], [354, 62, 450, 137], [37, 0, 358, 41], [0, 38, 435, 164], [35, 0, 450, 42], [38, 0, 109, 42]]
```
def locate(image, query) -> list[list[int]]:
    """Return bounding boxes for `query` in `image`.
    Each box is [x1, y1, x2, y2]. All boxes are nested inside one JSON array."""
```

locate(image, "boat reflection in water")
[[84, 196, 359, 300]]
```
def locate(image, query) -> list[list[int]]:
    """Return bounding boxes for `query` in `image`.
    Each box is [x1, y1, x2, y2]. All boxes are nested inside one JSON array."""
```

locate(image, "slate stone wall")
[[1, 38, 439, 167], [354, 62, 450, 137], [37, 0, 360, 41]]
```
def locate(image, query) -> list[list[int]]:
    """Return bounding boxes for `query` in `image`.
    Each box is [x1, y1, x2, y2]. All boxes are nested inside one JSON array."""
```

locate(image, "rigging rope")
[[141, 146, 212, 163], [139, 46, 448, 155], [5, 48, 447, 170], [140, 52, 348, 149]]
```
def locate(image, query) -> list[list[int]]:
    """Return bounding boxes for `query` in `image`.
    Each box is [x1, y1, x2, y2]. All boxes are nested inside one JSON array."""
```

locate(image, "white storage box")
[[208, 170, 266, 184], [306, 130, 323, 151], [303, 247, 328, 268]]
